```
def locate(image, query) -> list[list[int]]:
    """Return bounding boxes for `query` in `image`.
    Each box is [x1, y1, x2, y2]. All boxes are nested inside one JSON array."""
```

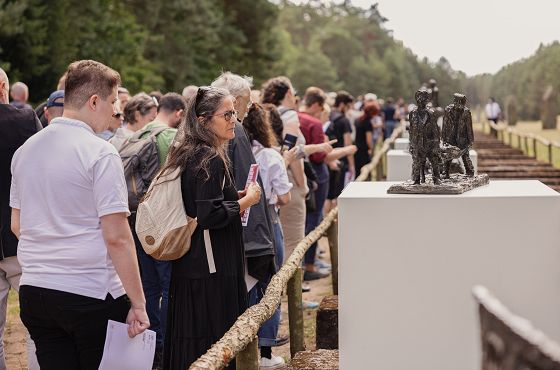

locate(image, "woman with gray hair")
[[109, 92, 157, 150], [162, 86, 261, 369]]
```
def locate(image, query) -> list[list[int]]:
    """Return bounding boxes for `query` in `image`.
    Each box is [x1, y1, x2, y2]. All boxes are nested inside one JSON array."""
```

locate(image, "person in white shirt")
[[10, 60, 149, 369], [485, 97, 501, 137]]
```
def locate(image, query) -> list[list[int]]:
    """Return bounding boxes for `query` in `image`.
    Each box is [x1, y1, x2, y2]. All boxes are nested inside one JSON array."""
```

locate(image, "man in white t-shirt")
[[10, 60, 149, 369], [485, 97, 501, 137]]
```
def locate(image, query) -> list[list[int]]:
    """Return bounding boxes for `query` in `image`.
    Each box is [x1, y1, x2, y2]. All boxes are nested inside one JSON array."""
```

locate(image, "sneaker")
[[302, 300, 319, 309], [260, 354, 285, 369], [314, 259, 331, 271], [303, 269, 329, 281], [302, 282, 311, 293]]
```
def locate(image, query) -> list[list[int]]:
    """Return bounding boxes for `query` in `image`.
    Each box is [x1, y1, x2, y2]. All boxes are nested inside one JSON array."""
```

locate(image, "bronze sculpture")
[[409, 88, 441, 185], [387, 90, 489, 195], [442, 93, 474, 178]]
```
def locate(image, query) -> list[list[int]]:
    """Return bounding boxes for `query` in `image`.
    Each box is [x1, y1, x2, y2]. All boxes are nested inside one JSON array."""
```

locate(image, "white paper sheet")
[[244, 259, 259, 292], [98, 320, 156, 370]]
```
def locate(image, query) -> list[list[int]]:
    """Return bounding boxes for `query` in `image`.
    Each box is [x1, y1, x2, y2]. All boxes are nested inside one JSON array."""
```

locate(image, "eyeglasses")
[[113, 112, 123, 119], [207, 110, 237, 122]]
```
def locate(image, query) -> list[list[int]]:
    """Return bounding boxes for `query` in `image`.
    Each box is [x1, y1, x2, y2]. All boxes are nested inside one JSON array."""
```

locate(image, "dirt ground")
[[4, 237, 334, 368]]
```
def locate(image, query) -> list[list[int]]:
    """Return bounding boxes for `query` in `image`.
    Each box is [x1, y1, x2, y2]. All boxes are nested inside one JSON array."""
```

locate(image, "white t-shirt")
[[252, 141, 293, 205], [485, 102, 501, 120], [10, 117, 129, 300]]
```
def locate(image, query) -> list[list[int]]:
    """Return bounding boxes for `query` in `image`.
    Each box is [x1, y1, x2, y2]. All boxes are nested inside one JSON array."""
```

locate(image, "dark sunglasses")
[[113, 112, 123, 119]]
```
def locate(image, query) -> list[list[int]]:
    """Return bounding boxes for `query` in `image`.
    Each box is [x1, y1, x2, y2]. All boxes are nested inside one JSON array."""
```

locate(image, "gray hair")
[[211, 71, 253, 98]]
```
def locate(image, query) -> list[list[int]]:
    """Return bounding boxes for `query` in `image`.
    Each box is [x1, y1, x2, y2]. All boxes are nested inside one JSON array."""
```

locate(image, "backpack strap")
[[278, 107, 296, 117], [129, 125, 168, 142]]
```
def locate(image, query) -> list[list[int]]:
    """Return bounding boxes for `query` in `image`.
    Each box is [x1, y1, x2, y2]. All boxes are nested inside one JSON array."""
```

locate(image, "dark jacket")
[[0, 104, 41, 259], [228, 122, 275, 281]]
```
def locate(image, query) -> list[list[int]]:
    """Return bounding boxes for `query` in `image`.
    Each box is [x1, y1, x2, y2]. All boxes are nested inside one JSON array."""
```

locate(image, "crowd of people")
[[0, 60, 408, 370]]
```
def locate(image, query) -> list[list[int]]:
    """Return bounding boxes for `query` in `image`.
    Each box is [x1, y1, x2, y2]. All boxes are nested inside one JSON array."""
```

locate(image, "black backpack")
[[119, 126, 167, 212]]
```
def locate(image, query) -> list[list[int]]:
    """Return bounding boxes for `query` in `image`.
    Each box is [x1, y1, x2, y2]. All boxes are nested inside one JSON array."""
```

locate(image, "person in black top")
[[0, 68, 41, 370], [161, 86, 261, 370], [326, 91, 355, 204], [354, 102, 380, 176]]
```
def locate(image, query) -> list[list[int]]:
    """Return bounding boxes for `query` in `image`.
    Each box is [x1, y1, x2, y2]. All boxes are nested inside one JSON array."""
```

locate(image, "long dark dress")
[[163, 150, 247, 370], [354, 117, 373, 175]]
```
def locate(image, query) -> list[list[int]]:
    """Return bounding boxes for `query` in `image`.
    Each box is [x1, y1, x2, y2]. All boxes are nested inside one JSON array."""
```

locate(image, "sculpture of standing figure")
[[409, 89, 441, 185], [442, 93, 474, 177]]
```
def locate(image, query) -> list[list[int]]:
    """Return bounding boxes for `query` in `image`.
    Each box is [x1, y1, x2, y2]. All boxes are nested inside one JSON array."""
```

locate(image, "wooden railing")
[[481, 120, 560, 165], [189, 124, 405, 370]]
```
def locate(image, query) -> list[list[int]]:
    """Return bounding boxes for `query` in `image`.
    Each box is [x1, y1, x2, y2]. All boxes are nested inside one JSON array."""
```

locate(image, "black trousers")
[[20, 285, 129, 370]]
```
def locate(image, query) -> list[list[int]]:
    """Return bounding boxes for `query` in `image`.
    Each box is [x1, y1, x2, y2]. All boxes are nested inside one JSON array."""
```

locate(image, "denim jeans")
[[304, 163, 329, 265], [384, 120, 397, 139], [248, 280, 281, 347], [131, 218, 170, 349], [248, 207, 284, 347]]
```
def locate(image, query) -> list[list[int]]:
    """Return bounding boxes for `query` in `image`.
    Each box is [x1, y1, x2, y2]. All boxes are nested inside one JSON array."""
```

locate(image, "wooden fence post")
[[236, 338, 259, 370], [287, 268, 305, 357], [375, 160, 383, 181], [549, 143, 553, 164], [533, 138, 538, 158], [326, 218, 339, 295]]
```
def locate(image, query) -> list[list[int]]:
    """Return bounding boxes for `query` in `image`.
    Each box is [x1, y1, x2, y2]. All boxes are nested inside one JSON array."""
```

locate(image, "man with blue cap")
[[44, 90, 64, 124]]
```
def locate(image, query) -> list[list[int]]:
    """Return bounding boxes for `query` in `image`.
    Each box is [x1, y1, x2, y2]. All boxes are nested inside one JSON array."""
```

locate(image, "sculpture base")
[[387, 173, 489, 194]]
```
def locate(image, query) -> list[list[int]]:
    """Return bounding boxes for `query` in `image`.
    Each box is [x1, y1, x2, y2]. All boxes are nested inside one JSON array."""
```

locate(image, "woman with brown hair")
[[161, 86, 262, 369], [243, 103, 295, 367]]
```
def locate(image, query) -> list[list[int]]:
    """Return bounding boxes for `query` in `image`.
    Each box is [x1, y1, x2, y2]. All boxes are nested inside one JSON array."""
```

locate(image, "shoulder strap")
[[130, 126, 168, 141], [278, 107, 295, 117]]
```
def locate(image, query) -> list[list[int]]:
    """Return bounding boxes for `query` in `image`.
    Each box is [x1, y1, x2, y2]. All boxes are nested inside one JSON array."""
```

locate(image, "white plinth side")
[[394, 138, 409, 150], [338, 180, 560, 370], [386, 149, 478, 181]]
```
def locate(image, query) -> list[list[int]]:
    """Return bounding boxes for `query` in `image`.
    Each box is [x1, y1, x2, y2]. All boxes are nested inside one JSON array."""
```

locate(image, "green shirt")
[[140, 120, 177, 165]]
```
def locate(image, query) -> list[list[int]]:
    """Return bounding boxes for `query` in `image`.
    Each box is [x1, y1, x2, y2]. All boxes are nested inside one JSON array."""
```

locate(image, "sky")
[[359, 0, 560, 75], [298, 0, 560, 76]]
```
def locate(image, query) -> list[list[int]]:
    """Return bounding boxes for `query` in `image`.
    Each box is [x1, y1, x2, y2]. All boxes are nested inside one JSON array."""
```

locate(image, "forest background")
[[1, 0, 558, 119]]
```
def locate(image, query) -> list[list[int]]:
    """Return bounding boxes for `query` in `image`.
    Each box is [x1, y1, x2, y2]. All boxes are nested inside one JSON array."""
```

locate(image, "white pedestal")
[[338, 180, 560, 370], [394, 138, 409, 150], [386, 149, 478, 181]]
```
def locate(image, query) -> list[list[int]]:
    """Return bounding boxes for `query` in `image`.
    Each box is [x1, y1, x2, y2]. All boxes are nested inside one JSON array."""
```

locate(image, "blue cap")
[[46, 90, 64, 108]]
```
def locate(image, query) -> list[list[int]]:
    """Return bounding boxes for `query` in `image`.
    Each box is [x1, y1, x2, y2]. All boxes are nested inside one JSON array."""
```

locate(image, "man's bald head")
[[0, 68, 8, 104], [10, 82, 29, 103]]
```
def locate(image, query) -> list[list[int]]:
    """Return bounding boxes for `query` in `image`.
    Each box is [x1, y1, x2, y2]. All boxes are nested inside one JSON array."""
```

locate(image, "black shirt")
[[327, 111, 352, 149], [0, 104, 41, 259]]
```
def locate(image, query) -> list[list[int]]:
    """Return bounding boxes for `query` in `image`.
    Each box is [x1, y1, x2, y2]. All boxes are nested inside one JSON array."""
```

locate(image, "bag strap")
[[278, 107, 296, 117], [129, 125, 168, 142]]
